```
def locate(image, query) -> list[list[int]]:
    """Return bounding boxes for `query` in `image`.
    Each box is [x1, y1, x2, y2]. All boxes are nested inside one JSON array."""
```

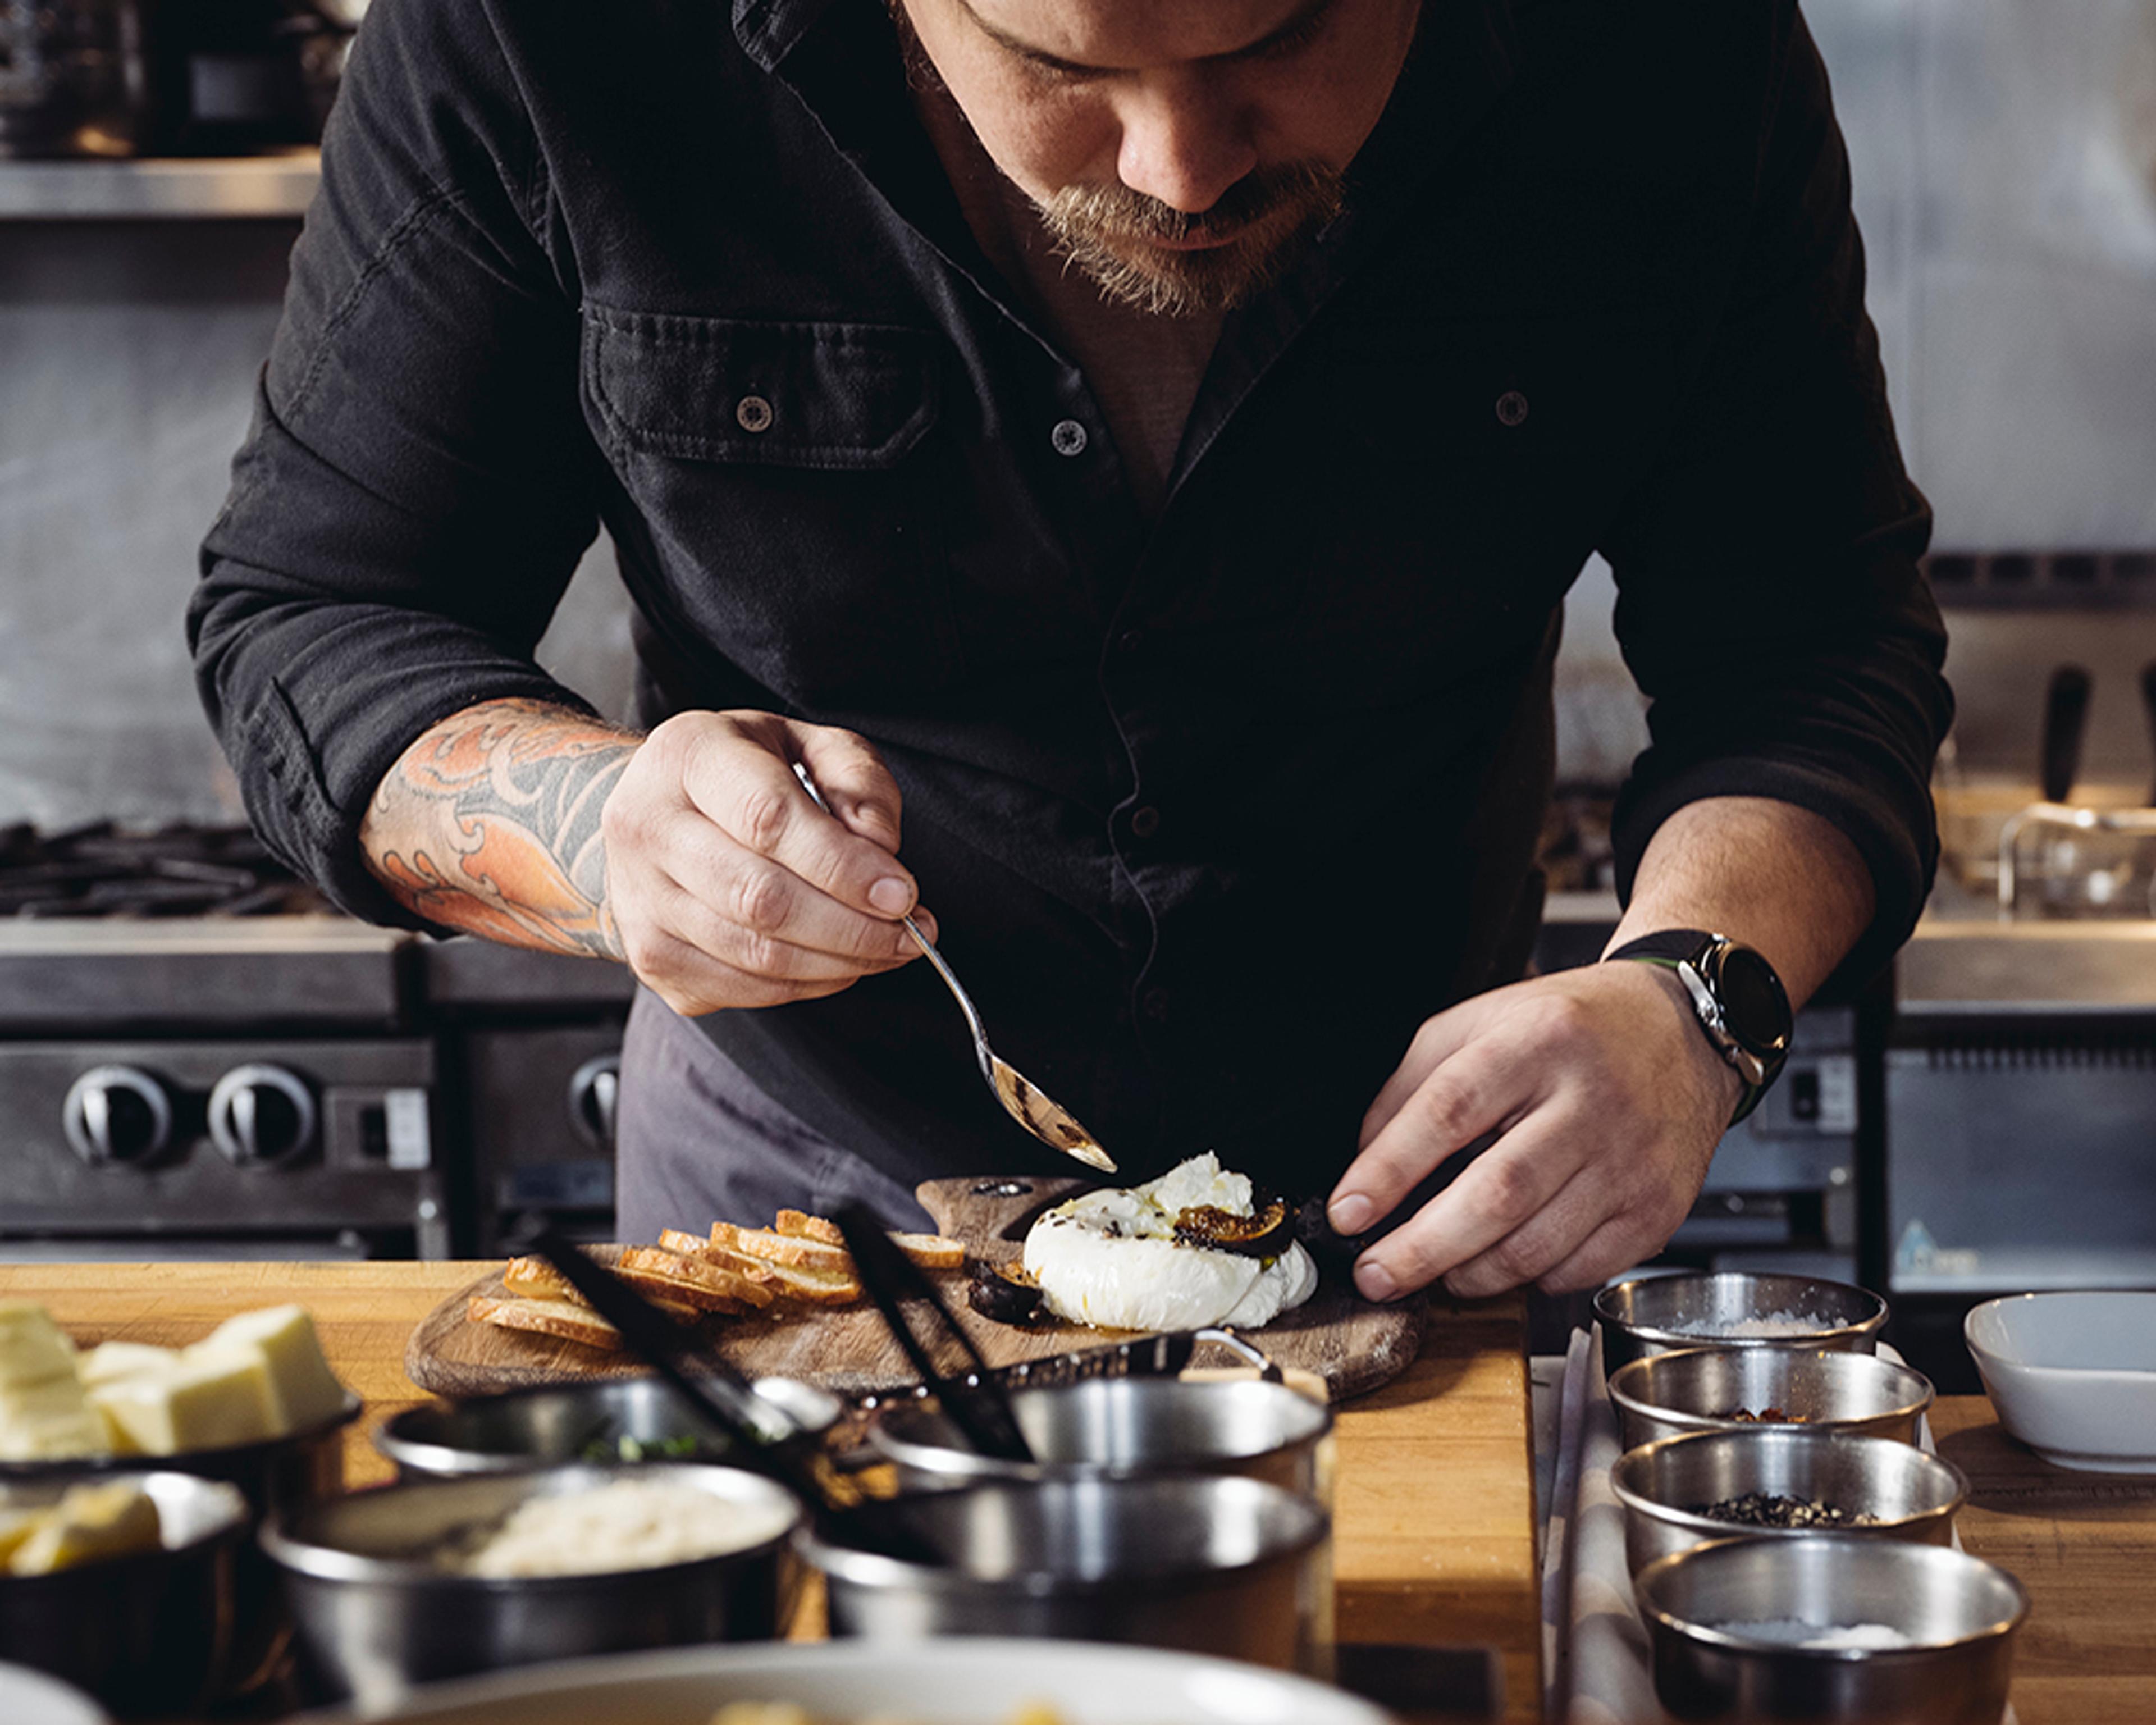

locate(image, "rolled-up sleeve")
[[1601, 8, 1953, 984], [188, 0, 599, 929]]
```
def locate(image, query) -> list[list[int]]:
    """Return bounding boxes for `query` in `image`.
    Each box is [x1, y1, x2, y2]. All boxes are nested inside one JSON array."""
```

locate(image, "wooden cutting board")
[[405, 1175, 1422, 1403]]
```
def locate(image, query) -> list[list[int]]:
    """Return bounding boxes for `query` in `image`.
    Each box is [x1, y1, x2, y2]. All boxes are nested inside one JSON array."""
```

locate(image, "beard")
[[1031, 162, 1346, 318]]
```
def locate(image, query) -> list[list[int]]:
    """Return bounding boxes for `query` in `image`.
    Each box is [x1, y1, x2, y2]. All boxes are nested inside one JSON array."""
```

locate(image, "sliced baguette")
[[775, 1211, 965, 1273], [711, 1221, 856, 1277], [468, 1295, 620, 1351], [615, 1245, 775, 1312], [657, 1229, 785, 1287], [889, 1232, 967, 1271], [503, 1254, 706, 1321], [774, 1209, 846, 1247]]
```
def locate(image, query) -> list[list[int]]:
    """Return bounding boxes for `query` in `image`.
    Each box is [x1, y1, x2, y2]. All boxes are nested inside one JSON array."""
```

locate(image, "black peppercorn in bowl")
[[1609, 1428, 1965, 1578]]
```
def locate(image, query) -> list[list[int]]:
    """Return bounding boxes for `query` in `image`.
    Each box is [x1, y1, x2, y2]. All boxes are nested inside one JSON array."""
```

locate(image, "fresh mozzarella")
[[1022, 1153, 1318, 1332]]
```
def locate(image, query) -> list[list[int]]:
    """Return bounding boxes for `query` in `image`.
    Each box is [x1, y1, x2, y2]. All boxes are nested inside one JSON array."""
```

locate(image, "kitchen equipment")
[[791, 760, 1115, 1175], [871, 1375, 1333, 1500], [279, 1637, 1399, 1725], [260, 1463, 802, 1708], [797, 1472, 1331, 1673], [1594, 1271, 1887, 1381], [404, 1177, 1423, 1403], [1635, 1535, 2026, 1724], [2038, 664, 2093, 805], [1607, 1347, 1933, 1452], [373, 1376, 842, 1481], [1609, 1428, 1965, 1578], [1963, 1291, 2156, 1473], [0, 1471, 248, 1717], [833, 1199, 1033, 1462], [0, 0, 145, 158]]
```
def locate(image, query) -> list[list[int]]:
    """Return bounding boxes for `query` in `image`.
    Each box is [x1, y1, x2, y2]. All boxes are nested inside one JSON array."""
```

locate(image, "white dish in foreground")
[[1965, 1292, 2156, 1473], [291, 1638, 1396, 1724], [0, 1663, 110, 1725]]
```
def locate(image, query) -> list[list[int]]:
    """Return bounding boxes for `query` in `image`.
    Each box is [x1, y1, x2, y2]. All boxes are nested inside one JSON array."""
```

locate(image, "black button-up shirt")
[[191, 0, 1952, 1195]]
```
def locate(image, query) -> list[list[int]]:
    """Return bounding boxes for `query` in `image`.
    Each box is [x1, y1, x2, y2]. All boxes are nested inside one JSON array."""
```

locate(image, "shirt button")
[[1140, 987, 1171, 1023], [736, 394, 775, 433], [1050, 418, 1089, 457], [1115, 629, 1144, 656], [1495, 390, 1529, 427], [1129, 805, 1161, 839]]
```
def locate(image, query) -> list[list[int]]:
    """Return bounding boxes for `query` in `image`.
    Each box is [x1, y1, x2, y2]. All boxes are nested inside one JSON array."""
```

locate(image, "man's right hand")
[[360, 697, 929, 1008], [602, 711, 933, 1015]]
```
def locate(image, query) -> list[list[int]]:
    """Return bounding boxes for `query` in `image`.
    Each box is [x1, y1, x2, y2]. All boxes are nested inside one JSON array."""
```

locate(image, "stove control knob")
[[208, 1064, 318, 1168], [568, 1053, 621, 1150], [63, 1065, 175, 1166]]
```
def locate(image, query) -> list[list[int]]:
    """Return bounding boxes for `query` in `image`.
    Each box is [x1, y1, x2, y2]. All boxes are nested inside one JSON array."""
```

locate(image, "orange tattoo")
[[361, 699, 637, 960]]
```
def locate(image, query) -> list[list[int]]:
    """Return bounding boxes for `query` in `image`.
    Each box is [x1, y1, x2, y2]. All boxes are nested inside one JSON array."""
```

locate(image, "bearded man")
[[191, 0, 1950, 1302]]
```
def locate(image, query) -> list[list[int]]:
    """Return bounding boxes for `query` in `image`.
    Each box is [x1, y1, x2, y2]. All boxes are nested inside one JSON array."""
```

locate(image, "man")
[[191, 0, 1951, 1302]]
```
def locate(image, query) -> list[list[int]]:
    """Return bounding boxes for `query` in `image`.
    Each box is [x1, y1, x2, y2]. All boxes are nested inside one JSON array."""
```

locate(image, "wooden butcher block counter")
[[0, 1260, 1544, 1723]]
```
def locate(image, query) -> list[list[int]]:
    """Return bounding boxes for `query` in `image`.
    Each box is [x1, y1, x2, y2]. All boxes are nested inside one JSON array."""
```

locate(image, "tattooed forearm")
[[360, 698, 640, 959]]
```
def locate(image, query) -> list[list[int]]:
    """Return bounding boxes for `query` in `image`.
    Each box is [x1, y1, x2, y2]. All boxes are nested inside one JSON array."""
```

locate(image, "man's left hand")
[[1325, 962, 1744, 1300]]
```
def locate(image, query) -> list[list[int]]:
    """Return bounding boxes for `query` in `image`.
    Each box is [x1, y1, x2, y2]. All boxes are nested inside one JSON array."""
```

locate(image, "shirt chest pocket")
[[582, 305, 959, 707]]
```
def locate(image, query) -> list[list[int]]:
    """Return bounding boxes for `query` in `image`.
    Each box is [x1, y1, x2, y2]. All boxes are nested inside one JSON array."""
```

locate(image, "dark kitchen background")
[[3, 1, 2153, 1389]]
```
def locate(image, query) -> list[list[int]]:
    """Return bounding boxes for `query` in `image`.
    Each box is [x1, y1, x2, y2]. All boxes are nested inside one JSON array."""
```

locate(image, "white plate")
[[1965, 1291, 2156, 1472], [0, 1663, 110, 1725], [293, 1639, 1397, 1724]]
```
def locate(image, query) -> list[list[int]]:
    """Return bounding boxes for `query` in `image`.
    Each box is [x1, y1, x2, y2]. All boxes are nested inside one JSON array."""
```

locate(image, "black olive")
[[965, 1256, 1047, 1326], [1172, 1197, 1291, 1257]]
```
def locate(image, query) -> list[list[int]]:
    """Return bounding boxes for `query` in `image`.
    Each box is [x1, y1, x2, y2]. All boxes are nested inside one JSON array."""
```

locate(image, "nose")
[[1113, 72, 1260, 217]]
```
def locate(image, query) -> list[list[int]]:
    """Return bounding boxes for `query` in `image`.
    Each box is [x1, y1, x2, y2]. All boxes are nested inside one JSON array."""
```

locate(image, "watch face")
[[1714, 944, 1792, 1056]]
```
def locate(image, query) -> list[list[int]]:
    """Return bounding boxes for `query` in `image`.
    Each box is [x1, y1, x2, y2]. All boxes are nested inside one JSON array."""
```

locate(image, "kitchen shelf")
[[0, 150, 319, 220]]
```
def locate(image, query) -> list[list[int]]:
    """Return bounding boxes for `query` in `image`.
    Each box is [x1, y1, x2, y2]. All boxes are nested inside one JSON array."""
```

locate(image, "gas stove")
[[0, 824, 631, 1261]]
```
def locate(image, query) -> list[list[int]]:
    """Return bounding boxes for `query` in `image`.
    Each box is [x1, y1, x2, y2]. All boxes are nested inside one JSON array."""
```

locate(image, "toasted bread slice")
[[774, 1211, 965, 1273], [889, 1232, 967, 1271], [503, 1254, 706, 1321], [657, 1229, 785, 1286], [468, 1295, 620, 1351], [774, 1209, 846, 1247], [615, 1245, 775, 1312], [714, 1222, 856, 1276]]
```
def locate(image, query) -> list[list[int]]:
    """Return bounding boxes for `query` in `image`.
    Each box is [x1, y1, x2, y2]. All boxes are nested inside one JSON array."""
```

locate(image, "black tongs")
[[525, 1228, 864, 1513], [833, 1201, 1036, 1464]]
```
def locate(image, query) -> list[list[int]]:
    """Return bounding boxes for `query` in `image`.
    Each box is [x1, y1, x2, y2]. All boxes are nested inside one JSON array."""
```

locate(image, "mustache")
[[1039, 161, 1345, 245]]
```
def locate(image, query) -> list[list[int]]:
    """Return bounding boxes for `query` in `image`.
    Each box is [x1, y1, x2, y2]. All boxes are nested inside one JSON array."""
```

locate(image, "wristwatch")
[[1604, 930, 1793, 1124]]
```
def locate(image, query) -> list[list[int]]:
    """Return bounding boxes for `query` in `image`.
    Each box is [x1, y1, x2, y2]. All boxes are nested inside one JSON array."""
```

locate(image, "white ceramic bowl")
[[288, 1638, 1398, 1724], [1965, 1292, 2156, 1473]]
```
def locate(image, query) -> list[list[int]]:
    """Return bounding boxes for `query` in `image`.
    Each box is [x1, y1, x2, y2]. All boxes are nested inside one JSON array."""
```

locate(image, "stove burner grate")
[[0, 822, 333, 919]]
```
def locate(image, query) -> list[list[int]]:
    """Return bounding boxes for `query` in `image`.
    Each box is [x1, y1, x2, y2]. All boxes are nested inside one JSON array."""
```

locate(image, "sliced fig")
[[966, 1256, 1047, 1327], [1173, 1197, 1291, 1257]]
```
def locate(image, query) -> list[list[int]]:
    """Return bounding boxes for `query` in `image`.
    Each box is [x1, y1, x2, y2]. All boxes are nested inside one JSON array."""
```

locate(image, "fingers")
[[1326, 1000, 1530, 1239], [674, 718, 921, 923], [1349, 1116, 1593, 1302]]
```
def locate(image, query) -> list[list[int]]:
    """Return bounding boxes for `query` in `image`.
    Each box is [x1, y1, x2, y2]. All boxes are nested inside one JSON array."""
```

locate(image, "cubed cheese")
[[10, 1481, 161, 1576], [0, 1375, 108, 1462], [0, 1302, 77, 1390], [89, 1348, 278, 1455], [0, 1506, 49, 1566], [201, 1305, 347, 1433], [77, 1340, 181, 1389]]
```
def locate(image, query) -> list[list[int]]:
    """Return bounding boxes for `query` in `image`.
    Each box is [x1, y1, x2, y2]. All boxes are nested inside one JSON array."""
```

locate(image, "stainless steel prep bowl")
[[0, 1471, 249, 1718], [1609, 1347, 1934, 1451], [869, 1376, 1333, 1500], [261, 1462, 801, 1709], [1636, 1534, 2027, 1722], [1595, 1272, 1887, 1381], [797, 1472, 1331, 1674], [1610, 1428, 1966, 1577], [373, 1377, 841, 1480]]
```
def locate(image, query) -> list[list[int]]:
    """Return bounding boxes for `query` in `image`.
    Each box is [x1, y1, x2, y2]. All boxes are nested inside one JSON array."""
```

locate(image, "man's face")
[[896, 0, 1423, 316]]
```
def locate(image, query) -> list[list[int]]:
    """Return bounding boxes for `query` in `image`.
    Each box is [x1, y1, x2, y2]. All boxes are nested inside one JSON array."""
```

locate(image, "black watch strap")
[[1604, 929, 1792, 1125]]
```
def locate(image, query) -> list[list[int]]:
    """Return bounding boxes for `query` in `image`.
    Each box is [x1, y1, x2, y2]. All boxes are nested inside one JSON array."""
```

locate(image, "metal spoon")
[[791, 760, 1116, 1174]]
